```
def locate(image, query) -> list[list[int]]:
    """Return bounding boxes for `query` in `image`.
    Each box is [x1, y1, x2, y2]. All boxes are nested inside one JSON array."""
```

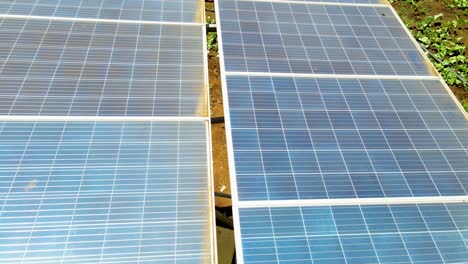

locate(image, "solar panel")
[[216, 0, 468, 263], [239, 203, 468, 264], [227, 76, 468, 201], [218, 0, 435, 76], [0, 17, 207, 117], [0, 0, 214, 263], [0, 121, 212, 264], [0, 0, 204, 23]]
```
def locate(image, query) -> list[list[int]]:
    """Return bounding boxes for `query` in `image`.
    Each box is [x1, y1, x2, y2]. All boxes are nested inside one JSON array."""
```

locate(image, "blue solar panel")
[[217, 0, 468, 263], [0, 0, 204, 23], [218, 0, 433, 76], [0, 0, 213, 261], [239, 203, 468, 264], [226, 76, 468, 201], [0, 121, 212, 263], [0, 17, 207, 116]]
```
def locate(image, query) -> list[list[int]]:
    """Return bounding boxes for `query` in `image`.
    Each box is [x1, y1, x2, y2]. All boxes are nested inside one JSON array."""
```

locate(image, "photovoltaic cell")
[[0, 0, 204, 23], [239, 203, 468, 264], [218, 0, 433, 76], [0, 121, 212, 264], [0, 17, 207, 116], [0, 0, 213, 262], [227, 76, 468, 201], [217, 0, 468, 263]]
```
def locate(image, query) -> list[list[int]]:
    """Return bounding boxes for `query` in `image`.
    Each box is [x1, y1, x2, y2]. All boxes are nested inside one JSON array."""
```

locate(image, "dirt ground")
[[206, 1, 232, 208], [206, 0, 467, 208]]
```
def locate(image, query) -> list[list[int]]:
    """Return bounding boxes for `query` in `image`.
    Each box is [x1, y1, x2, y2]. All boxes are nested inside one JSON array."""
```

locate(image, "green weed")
[[407, 14, 468, 89], [206, 16, 218, 53], [447, 0, 468, 9]]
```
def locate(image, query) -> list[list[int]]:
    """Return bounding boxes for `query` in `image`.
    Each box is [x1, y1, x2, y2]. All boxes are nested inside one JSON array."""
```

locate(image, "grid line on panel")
[[238, 228, 467, 242], [217, 1, 468, 264], [266, 207, 281, 263], [0, 17, 206, 117], [35, 9, 81, 117], [98, 6, 125, 261], [227, 76, 468, 201], [238, 0, 389, 7], [0, 14, 204, 26], [321, 3, 362, 76], [64, 0, 104, 117], [21, 120, 69, 262], [95, 3, 123, 122], [98, 121, 125, 263], [376, 201, 415, 264], [382, 78, 466, 196], [246, 71, 271, 200], [238, 203, 468, 264], [0, 0, 46, 212], [60, 120, 99, 263], [0, 1, 212, 262], [334, 74, 408, 198], [256, 1, 302, 199], [136, 2, 148, 262], [0, 121, 211, 263], [0, 0, 204, 24], [217, 0, 436, 76], [174, 121, 180, 262], [341, 77, 415, 199]]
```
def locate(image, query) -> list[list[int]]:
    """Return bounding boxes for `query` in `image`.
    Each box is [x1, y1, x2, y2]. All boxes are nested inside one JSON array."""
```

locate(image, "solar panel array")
[[216, 0, 468, 263], [0, 1, 214, 263]]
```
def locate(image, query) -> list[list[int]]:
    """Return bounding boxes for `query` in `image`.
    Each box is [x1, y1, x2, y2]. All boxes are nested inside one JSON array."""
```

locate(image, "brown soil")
[[206, 1, 232, 207], [209, 53, 232, 208], [392, 0, 468, 102]]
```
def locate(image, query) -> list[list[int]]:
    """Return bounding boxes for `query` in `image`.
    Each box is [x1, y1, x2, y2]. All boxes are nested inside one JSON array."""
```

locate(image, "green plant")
[[448, 0, 468, 9], [462, 99, 468, 111], [207, 32, 218, 52], [206, 16, 218, 53], [410, 14, 468, 89]]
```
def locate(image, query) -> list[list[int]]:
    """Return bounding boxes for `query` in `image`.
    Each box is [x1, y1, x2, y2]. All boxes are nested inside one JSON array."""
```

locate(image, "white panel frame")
[[202, 5, 219, 263], [215, 0, 247, 262], [225, 71, 442, 80], [238, 195, 468, 208]]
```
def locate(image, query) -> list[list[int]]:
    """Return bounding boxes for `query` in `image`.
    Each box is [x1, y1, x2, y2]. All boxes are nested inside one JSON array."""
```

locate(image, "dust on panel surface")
[[0, 121, 212, 264], [0, 0, 204, 23], [0, 17, 207, 116]]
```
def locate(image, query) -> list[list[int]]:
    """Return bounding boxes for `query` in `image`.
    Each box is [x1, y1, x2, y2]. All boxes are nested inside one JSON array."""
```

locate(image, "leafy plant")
[[410, 14, 468, 89], [447, 0, 468, 9], [206, 16, 218, 53]]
